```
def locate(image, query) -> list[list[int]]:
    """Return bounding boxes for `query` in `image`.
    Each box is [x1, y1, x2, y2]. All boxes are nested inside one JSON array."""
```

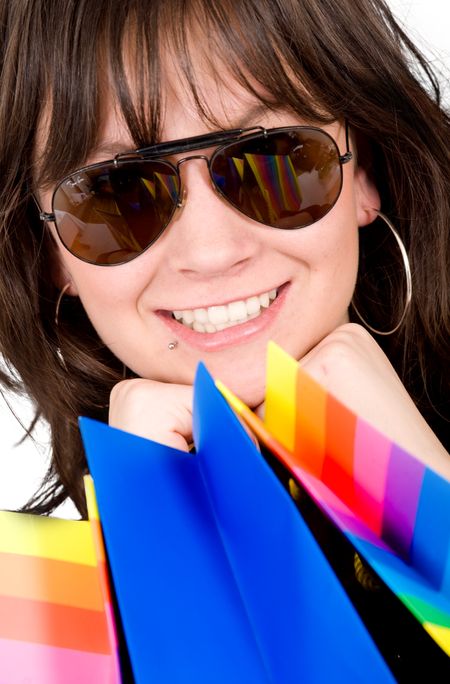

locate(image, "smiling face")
[[38, 61, 379, 408]]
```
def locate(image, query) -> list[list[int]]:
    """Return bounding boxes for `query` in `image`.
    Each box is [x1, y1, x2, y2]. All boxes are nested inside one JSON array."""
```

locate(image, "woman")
[[0, 0, 448, 519]]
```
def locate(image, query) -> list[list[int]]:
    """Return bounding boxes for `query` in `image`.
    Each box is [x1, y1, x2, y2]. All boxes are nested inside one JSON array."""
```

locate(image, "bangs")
[[35, 0, 335, 188]]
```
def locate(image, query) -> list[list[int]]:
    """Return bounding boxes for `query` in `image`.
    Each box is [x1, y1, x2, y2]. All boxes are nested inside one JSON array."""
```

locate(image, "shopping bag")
[[80, 361, 394, 683], [0, 477, 121, 684], [219, 342, 450, 659]]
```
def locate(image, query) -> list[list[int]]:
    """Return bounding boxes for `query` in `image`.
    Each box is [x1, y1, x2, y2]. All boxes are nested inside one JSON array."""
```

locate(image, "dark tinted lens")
[[211, 128, 342, 229], [53, 160, 179, 264]]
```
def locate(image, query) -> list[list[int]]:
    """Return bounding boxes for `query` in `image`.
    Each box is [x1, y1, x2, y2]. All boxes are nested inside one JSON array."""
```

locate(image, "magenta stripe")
[[353, 419, 391, 534], [0, 638, 121, 683], [295, 468, 389, 550], [382, 443, 425, 558]]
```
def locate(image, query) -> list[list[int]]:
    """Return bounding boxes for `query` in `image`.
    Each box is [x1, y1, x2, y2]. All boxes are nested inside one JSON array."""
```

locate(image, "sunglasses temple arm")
[[32, 194, 55, 223], [340, 119, 353, 164], [39, 211, 55, 222]]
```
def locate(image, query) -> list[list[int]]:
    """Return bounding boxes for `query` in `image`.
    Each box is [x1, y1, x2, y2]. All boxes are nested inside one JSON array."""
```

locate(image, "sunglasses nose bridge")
[[176, 154, 210, 169], [175, 153, 218, 207]]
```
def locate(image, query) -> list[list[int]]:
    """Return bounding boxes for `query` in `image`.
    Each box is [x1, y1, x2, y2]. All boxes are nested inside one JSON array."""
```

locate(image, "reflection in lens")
[[211, 128, 342, 229], [53, 161, 179, 264]]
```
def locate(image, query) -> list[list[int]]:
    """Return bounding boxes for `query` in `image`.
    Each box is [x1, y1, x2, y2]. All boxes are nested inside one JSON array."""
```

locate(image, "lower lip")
[[156, 283, 290, 352]]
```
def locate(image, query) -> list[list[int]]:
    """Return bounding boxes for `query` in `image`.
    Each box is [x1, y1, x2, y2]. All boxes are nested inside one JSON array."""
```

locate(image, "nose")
[[165, 157, 260, 278]]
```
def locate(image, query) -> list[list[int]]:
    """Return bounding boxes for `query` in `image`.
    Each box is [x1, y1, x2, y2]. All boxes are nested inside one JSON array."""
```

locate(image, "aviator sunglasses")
[[39, 123, 352, 266]]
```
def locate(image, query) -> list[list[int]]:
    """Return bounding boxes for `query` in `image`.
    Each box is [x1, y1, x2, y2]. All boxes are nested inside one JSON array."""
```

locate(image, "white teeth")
[[208, 305, 228, 325], [172, 287, 279, 332], [193, 308, 208, 324], [259, 292, 270, 308], [181, 309, 194, 324], [246, 296, 260, 316], [228, 300, 247, 322]]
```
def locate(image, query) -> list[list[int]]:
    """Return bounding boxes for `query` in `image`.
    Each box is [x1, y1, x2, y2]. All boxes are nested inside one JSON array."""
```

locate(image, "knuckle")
[[109, 378, 154, 406], [322, 323, 372, 354], [317, 340, 354, 372], [307, 324, 373, 379]]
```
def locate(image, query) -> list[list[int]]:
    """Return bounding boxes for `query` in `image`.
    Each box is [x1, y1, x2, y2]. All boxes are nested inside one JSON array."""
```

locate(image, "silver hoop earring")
[[351, 211, 412, 336], [54, 282, 72, 326]]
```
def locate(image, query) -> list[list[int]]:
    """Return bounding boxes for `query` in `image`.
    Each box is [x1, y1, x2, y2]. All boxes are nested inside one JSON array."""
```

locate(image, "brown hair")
[[0, 0, 449, 518]]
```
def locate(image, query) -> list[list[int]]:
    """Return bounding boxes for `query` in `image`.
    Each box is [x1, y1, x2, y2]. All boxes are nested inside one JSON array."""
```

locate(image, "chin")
[[202, 361, 266, 410]]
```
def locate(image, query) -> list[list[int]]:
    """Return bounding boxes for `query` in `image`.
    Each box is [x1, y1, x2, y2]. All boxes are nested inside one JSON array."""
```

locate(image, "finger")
[[109, 379, 194, 451]]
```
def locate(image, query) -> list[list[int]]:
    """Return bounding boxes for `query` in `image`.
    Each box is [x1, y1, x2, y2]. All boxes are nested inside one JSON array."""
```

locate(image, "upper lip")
[[157, 282, 286, 312]]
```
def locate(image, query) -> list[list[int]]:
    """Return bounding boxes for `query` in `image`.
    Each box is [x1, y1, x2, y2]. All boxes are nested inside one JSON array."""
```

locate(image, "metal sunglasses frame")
[[38, 123, 353, 265]]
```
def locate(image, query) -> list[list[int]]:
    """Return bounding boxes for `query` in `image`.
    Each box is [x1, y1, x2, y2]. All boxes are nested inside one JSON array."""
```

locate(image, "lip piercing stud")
[[168, 341, 178, 350]]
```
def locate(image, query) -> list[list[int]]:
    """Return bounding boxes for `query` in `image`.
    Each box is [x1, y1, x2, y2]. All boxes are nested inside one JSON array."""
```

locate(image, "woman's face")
[[39, 65, 379, 407]]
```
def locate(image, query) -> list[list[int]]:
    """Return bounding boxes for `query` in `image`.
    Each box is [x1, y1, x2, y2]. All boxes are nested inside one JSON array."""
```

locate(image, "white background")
[[0, 0, 449, 517]]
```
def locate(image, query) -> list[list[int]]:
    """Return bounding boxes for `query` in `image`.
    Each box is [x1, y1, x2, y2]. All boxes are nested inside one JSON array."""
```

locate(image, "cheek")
[[318, 222, 359, 292], [314, 179, 360, 292], [290, 209, 359, 293], [282, 186, 361, 347], [63, 250, 174, 378], [61, 254, 148, 336]]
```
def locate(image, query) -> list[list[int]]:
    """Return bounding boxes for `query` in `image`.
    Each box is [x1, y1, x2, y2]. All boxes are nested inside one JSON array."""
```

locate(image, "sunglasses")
[[39, 123, 352, 266]]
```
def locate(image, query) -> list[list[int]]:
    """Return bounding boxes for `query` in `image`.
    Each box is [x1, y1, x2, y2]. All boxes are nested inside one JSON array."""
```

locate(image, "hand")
[[109, 378, 193, 452], [296, 323, 450, 480]]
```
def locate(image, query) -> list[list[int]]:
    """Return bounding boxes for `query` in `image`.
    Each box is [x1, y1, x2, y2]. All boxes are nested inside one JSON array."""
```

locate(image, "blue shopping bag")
[[80, 363, 394, 683]]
